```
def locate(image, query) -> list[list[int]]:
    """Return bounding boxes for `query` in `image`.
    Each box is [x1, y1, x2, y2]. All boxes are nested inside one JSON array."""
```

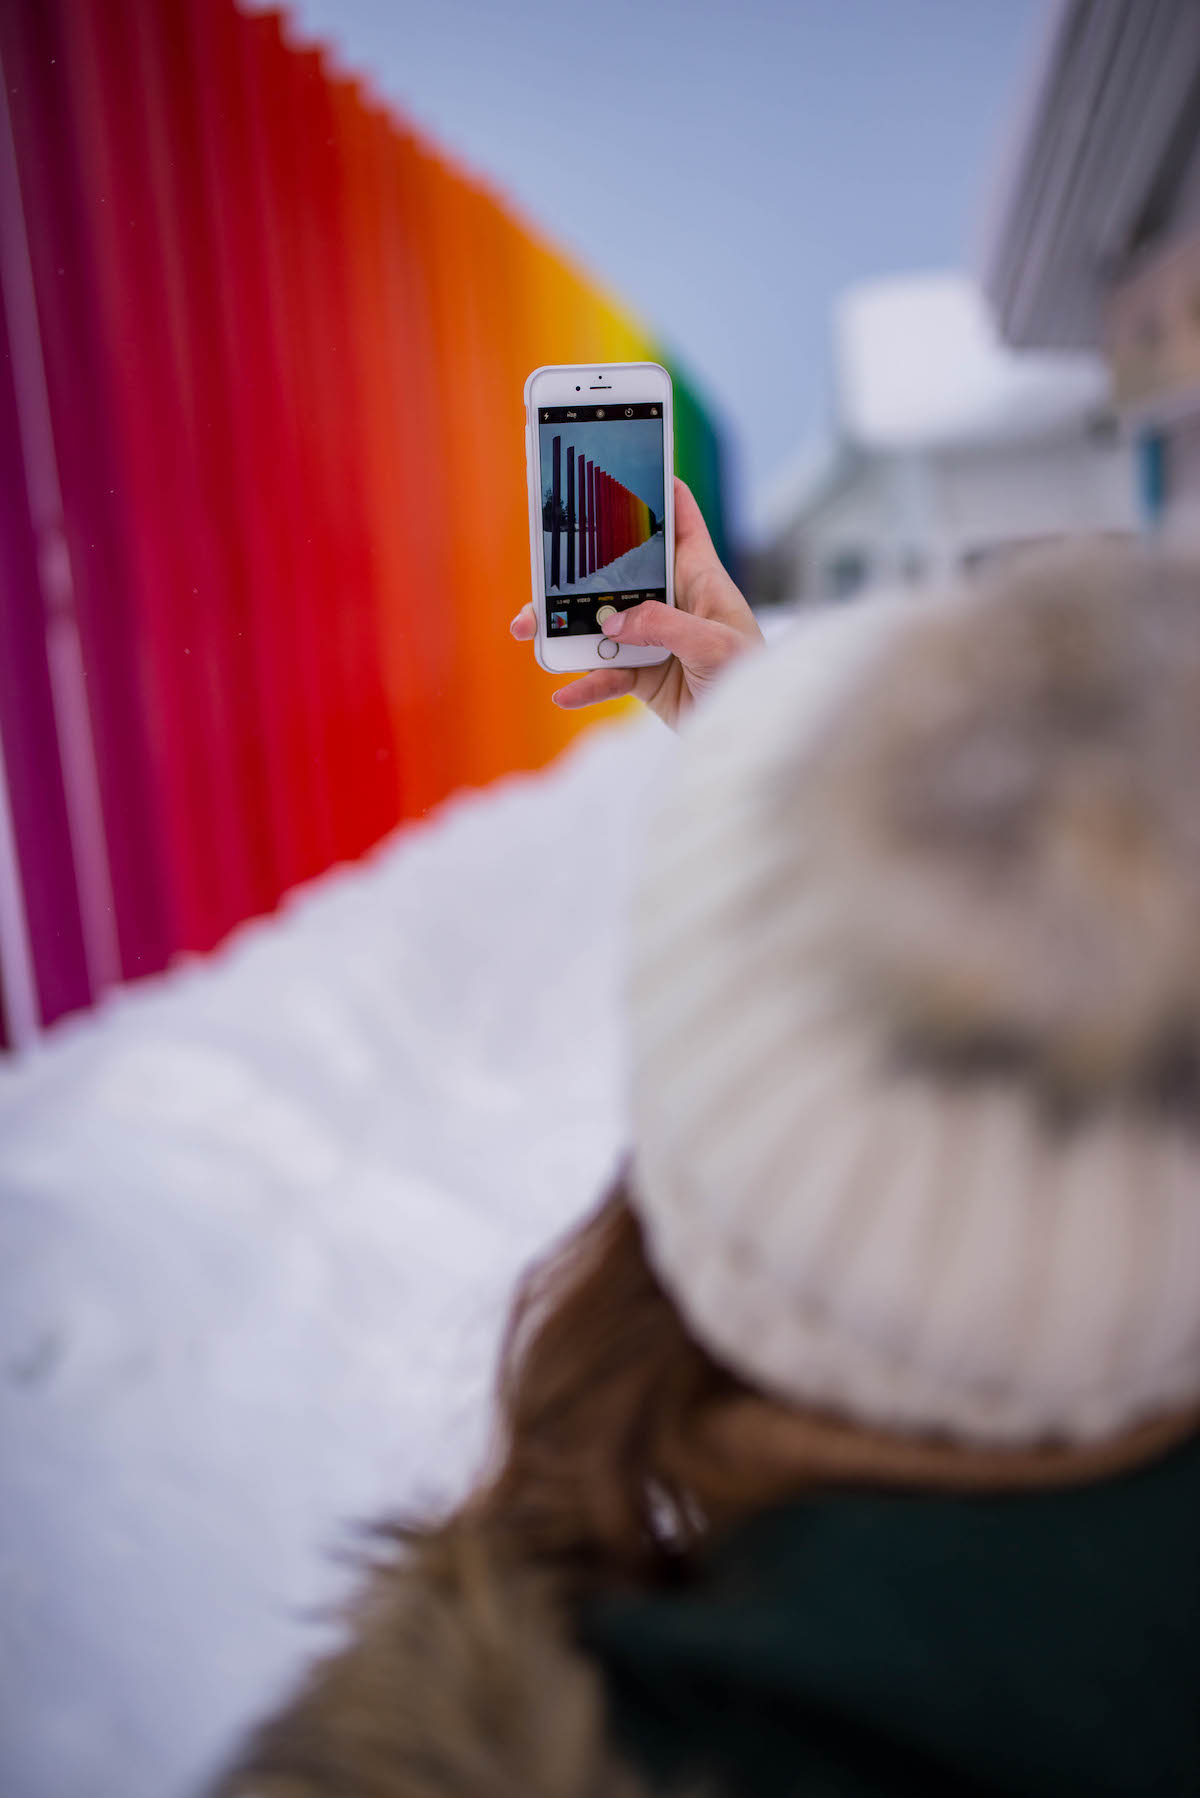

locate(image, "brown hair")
[[461, 1176, 755, 1585], [439, 1172, 1200, 1591]]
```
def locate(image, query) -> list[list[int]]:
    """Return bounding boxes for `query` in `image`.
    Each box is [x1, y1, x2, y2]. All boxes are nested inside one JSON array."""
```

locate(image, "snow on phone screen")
[[537, 402, 665, 636]]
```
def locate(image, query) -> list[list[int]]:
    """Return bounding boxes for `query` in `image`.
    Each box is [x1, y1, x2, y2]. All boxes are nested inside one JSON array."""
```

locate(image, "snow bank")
[[545, 530, 667, 596], [0, 712, 674, 1798]]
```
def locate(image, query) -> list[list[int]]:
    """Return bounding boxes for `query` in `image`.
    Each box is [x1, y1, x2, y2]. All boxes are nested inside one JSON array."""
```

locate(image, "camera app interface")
[[537, 402, 666, 635]]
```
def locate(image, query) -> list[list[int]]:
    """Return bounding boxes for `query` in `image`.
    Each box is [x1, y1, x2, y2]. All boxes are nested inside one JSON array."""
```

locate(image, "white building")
[[983, 0, 1200, 543], [761, 272, 1136, 604]]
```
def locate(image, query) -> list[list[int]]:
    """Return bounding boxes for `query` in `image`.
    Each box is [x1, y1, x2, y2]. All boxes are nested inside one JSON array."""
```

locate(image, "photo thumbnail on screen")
[[539, 405, 666, 609]]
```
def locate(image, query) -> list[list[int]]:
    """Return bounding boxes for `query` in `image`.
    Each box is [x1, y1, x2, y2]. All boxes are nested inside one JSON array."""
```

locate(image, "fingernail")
[[509, 613, 523, 633], [603, 610, 624, 635]]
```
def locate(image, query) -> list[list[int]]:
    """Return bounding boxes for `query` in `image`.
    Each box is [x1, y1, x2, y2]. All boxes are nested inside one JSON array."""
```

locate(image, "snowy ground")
[[0, 711, 676, 1798], [544, 529, 666, 596]]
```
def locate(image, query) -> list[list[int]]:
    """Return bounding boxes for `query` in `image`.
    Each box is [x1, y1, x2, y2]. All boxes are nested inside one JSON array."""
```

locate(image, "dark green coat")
[[581, 1429, 1200, 1796], [212, 1430, 1200, 1797]]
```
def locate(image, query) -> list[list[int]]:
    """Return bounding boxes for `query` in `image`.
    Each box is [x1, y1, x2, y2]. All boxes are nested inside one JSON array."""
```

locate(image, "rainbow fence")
[[0, 0, 730, 1048]]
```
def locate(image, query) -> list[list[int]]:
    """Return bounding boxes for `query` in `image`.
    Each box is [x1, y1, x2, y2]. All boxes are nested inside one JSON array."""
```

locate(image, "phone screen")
[[536, 401, 666, 636]]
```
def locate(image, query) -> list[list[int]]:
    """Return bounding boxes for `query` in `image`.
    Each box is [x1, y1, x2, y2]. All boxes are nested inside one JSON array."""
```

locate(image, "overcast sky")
[[539, 419, 665, 516], [258, 0, 1045, 541]]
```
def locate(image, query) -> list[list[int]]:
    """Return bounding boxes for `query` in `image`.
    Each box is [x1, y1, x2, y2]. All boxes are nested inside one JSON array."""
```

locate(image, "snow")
[[544, 530, 666, 596], [835, 271, 1111, 452], [0, 711, 676, 1798]]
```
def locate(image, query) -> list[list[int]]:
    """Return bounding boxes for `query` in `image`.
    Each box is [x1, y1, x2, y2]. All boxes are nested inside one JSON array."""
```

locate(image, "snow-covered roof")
[[835, 272, 1111, 452]]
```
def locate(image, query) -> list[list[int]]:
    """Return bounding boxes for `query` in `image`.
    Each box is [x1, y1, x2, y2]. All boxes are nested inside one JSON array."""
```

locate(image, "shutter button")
[[596, 604, 619, 657]]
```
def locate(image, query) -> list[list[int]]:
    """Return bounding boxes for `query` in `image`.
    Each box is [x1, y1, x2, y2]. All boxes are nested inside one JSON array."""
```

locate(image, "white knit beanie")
[[629, 543, 1200, 1447]]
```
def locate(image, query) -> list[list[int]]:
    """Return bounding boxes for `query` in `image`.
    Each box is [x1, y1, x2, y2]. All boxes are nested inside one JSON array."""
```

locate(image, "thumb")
[[603, 600, 744, 674]]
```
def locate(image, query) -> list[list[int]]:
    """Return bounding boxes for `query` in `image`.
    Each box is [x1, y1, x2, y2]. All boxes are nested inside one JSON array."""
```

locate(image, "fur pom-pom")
[[785, 541, 1200, 1101]]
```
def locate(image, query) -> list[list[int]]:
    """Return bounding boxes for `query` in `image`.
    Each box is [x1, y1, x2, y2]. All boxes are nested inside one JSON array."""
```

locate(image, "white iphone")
[[523, 362, 675, 673]]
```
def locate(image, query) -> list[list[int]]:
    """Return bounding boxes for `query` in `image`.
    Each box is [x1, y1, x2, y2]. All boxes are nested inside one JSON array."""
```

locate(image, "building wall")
[[778, 456, 922, 602], [777, 430, 1135, 603], [1159, 415, 1200, 544], [932, 433, 1137, 566]]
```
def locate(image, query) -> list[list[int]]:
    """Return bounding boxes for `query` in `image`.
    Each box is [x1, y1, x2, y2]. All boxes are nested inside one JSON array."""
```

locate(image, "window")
[[825, 549, 869, 600]]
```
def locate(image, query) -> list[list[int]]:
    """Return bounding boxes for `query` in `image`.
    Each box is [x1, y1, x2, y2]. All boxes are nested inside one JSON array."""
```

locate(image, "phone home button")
[[597, 638, 620, 660]]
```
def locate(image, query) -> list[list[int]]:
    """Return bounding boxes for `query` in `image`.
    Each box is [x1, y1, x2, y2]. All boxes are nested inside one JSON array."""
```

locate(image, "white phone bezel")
[[523, 362, 675, 673]]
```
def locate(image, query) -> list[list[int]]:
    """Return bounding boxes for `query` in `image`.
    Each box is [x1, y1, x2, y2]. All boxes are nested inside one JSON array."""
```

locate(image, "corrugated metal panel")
[[985, 0, 1200, 349], [0, 0, 732, 1038]]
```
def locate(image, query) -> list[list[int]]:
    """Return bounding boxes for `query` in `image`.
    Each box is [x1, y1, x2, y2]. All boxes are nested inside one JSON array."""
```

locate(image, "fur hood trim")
[[207, 1526, 656, 1798]]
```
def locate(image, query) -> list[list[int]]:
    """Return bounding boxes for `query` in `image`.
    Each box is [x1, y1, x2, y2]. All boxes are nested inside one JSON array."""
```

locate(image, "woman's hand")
[[509, 477, 762, 730]]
